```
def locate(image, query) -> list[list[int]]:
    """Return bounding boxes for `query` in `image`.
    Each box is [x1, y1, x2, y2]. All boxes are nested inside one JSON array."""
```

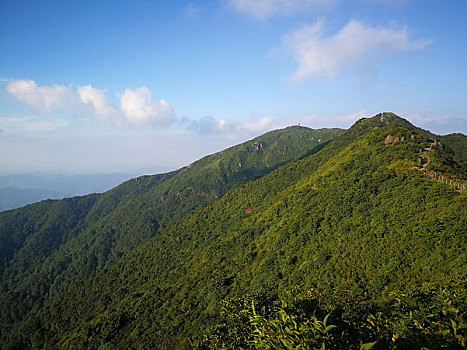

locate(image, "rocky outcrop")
[[253, 142, 263, 151], [384, 135, 395, 145]]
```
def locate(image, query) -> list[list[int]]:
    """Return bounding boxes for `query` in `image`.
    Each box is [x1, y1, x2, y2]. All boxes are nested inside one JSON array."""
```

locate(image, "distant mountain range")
[[0, 114, 465, 349], [0, 173, 136, 211]]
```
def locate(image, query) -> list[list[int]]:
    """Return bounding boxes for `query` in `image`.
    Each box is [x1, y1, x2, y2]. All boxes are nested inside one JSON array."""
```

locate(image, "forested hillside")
[[1, 113, 465, 349], [0, 126, 342, 346], [441, 133, 467, 172]]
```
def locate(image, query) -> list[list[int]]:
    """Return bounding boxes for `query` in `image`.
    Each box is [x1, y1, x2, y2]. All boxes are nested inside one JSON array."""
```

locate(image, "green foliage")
[[197, 292, 336, 350], [440, 133, 467, 172], [200, 278, 466, 349], [364, 278, 466, 349], [248, 304, 336, 349], [1, 114, 466, 349], [0, 126, 342, 345]]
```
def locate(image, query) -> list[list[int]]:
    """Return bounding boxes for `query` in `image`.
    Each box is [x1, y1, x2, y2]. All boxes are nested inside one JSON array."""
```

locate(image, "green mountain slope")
[[0, 126, 342, 336], [6, 113, 465, 349], [441, 132, 467, 171]]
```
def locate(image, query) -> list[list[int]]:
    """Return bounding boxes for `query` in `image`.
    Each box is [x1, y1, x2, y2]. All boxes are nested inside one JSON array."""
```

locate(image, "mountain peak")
[[356, 112, 415, 129], [343, 112, 428, 141]]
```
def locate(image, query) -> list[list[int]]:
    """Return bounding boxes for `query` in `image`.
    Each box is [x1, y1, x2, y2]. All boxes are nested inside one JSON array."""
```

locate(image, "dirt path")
[[412, 139, 466, 193]]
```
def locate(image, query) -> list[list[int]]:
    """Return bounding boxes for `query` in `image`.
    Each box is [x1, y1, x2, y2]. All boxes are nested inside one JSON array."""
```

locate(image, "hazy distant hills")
[[0, 173, 137, 211], [0, 187, 61, 211], [1, 114, 465, 349]]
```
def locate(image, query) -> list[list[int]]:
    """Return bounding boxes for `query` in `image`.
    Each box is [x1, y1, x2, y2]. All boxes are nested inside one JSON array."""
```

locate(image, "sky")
[[1, 0, 466, 175]]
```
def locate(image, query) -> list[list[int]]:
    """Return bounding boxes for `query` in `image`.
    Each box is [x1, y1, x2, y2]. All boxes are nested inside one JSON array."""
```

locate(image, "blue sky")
[[1, 0, 466, 175]]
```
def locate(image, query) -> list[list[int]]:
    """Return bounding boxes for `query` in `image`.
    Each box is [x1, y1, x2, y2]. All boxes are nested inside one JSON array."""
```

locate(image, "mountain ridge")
[[0, 125, 343, 339], [2, 113, 465, 349]]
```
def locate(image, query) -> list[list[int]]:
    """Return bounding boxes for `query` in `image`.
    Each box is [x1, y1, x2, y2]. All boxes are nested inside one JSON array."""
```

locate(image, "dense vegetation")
[[1, 113, 466, 349], [0, 126, 341, 344], [441, 133, 467, 172]]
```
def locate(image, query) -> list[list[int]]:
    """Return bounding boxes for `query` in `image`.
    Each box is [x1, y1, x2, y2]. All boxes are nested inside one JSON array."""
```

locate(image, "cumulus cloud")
[[6, 80, 272, 134], [119, 87, 175, 127], [6, 80, 75, 113], [283, 20, 430, 81], [6, 80, 175, 128], [77, 85, 117, 118], [226, 0, 334, 19]]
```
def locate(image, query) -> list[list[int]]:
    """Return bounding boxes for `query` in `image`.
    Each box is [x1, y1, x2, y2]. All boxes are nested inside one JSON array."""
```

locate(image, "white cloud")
[[119, 87, 175, 127], [226, 0, 333, 20], [6, 80, 74, 113], [283, 20, 430, 81], [5, 80, 272, 134], [218, 119, 228, 131], [6, 80, 175, 128], [77, 85, 117, 118]]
